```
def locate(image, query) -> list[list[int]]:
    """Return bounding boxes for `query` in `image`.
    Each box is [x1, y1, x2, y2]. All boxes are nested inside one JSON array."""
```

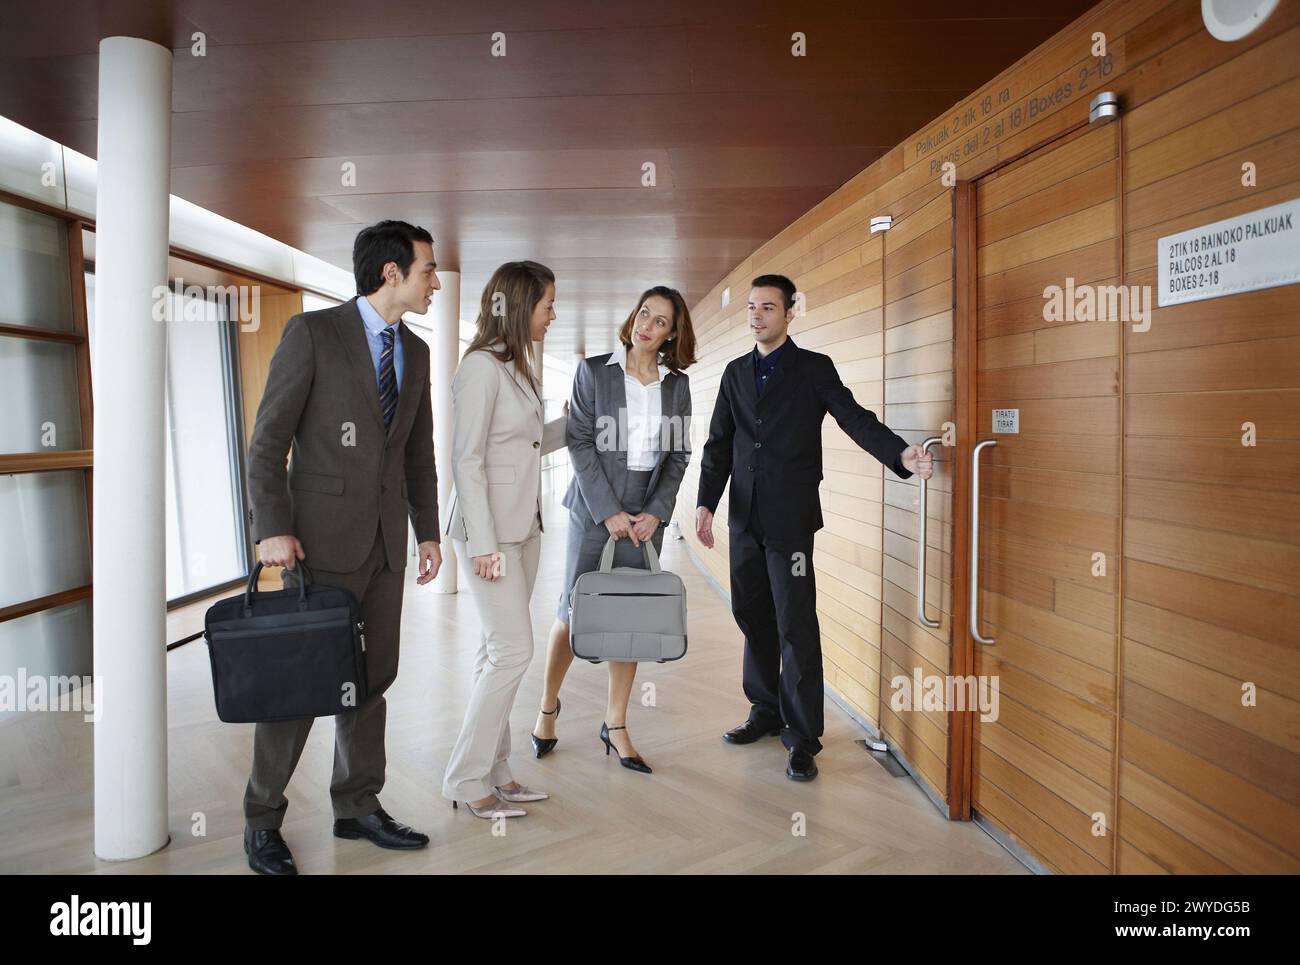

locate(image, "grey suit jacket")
[[562, 351, 691, 527], [246, 299, 440, 574]]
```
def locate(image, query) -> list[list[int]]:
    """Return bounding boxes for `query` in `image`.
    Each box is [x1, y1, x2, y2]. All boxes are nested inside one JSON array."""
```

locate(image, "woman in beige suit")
[[443, 260, 566, 817]]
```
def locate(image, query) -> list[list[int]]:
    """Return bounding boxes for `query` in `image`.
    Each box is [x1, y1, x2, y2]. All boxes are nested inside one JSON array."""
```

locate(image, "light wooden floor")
[[0, 496, 1026, 874]]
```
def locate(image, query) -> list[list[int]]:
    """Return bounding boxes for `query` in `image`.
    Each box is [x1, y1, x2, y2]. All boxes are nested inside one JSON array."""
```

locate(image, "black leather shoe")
[[244, 827, 297, 876], [722, 719, 783, 744], [333, 808, 429, 850], [786, 748, 818, 781]]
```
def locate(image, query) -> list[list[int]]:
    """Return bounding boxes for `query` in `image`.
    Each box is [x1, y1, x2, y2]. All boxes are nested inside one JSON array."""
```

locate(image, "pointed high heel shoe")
[[531, 697, 561, 758], [599, 722, 652, 774], [451, 797, 526, 819], [494, 783, 549, 803]]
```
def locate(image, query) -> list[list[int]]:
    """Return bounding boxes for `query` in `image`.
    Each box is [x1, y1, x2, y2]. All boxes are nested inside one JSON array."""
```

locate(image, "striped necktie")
[[378, 328, 398, 430]]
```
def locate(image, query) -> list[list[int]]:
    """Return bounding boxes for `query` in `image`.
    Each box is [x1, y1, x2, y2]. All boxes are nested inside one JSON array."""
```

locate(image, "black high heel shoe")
[[531, 698, 561, 758], [600, 722, 652, 774]]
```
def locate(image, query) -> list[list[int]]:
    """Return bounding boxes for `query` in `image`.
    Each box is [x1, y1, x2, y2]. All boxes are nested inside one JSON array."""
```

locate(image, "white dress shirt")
[[606, 342, 670, 472]]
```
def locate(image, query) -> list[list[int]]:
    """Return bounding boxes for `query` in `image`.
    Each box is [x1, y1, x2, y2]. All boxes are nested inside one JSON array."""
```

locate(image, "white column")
[[92, 36, 172, 860], [430, 270, 460, 593]]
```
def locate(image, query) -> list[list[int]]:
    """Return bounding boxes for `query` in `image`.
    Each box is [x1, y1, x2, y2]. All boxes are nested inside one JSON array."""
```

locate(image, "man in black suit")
[[696, 274, 934, 781]]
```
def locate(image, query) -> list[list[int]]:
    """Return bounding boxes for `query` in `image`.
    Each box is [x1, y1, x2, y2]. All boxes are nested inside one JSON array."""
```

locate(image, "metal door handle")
[[970, 439, 997, 645], [915, 436, 943, 628]]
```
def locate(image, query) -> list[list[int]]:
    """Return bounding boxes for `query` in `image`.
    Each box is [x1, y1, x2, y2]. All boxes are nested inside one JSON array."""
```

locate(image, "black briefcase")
[[204, 562, 368, 723]]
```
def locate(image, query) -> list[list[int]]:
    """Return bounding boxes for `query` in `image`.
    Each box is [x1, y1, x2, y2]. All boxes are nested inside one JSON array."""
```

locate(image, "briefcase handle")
[[598, 536, 661, 574], [242, 560, 315, 617]]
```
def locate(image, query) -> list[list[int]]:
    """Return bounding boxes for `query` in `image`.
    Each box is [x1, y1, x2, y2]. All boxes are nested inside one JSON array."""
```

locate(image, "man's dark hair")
[[353, 220, 434, 295], [751, 273, 797, 312]]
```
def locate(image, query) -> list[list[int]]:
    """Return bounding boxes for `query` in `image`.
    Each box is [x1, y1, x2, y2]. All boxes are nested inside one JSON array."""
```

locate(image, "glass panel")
[[164, 289, 246, 599], [0, 335, 83, 453], [0, 470, 91, 609], [0, 200, 72, 330], [0, 600, 93, 723]]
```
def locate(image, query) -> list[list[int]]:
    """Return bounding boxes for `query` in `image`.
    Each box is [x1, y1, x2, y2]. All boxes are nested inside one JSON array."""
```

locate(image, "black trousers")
[[243, 524, 406, 830], [728, 511, 823, 755]]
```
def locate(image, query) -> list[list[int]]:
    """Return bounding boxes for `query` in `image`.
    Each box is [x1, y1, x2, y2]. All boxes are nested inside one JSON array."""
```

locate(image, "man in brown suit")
[[242, 221, 443, 875]]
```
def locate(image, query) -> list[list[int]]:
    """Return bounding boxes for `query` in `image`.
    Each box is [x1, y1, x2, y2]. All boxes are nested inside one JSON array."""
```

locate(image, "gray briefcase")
[[569, 537, 687, 663]]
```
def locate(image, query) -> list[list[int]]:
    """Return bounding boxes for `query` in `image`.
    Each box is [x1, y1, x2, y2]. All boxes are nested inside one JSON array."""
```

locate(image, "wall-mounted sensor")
[[870, 216, 893, 233], [1089, 91, 1120, 124]]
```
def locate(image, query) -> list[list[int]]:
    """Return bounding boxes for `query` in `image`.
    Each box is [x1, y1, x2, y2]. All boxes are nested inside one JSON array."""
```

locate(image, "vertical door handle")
[[915, 436, 943, 628], [969, 439, 997, 645]]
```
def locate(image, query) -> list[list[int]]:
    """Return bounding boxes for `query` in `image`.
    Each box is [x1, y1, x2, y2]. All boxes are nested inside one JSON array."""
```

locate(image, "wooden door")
[[964, 122, 1124, 873]]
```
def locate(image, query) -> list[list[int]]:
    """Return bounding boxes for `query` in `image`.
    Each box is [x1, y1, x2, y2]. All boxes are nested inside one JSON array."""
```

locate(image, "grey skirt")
[[557, 469, 666, 623]]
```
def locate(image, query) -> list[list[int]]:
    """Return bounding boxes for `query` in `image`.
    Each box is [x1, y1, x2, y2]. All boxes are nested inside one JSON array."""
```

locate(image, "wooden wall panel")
[[238, 291, 305, 589], [237, 291, 306, 448], [1113, 14, 1300, 875], [674, 0, 1300, 868]]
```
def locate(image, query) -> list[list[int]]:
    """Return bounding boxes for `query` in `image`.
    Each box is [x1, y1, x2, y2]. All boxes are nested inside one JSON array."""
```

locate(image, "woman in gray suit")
[[443, 261, 567, 817], [531, 286, 696, 773]]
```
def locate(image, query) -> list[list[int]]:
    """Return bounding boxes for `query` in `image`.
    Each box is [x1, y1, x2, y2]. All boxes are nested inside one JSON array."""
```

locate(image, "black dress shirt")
[[753, 339, 790, 396]]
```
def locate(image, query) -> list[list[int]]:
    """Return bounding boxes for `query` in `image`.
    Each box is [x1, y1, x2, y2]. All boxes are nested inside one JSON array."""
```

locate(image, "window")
[[301, 292, 342, 313], [0, 198, 92, 682], [85, 266, 251, 603]]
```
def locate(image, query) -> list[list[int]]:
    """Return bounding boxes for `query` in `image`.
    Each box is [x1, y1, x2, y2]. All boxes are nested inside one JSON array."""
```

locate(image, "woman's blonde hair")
[[464, 260, 555, 381]]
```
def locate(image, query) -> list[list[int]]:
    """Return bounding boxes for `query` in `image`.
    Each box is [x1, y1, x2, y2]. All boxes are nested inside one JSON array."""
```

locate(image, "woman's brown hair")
[[464, 260, 555, 382], [616, 285, 696, 372]]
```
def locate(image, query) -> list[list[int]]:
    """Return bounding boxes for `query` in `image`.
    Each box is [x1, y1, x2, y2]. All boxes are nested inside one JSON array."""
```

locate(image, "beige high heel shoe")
[[451, 796, 526, 818], [494, 783, 549, 803]]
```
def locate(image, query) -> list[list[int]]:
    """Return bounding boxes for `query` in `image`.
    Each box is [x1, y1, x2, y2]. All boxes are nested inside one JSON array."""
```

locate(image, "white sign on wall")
[[1157, 197, 1300, 307]]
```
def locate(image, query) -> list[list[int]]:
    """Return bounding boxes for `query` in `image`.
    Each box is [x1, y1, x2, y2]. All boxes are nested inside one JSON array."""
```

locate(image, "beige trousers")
[[442, 513, 543, 801]]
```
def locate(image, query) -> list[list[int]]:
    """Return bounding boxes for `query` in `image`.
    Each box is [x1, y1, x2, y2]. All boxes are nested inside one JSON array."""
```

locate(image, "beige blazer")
[[445, 346, 566, 558]]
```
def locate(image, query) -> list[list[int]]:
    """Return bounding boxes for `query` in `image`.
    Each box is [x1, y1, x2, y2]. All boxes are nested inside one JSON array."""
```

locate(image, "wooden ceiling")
[[0, 0, 1095, 355]]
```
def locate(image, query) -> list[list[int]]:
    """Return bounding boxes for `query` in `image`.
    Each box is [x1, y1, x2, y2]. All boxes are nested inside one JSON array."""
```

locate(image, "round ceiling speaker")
[[1202, 0, 1279, 41]]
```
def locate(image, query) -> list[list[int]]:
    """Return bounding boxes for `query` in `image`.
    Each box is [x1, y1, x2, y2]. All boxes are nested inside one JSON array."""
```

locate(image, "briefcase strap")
[[597, 536, 661, 574], [243, 560, 315, 616]]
